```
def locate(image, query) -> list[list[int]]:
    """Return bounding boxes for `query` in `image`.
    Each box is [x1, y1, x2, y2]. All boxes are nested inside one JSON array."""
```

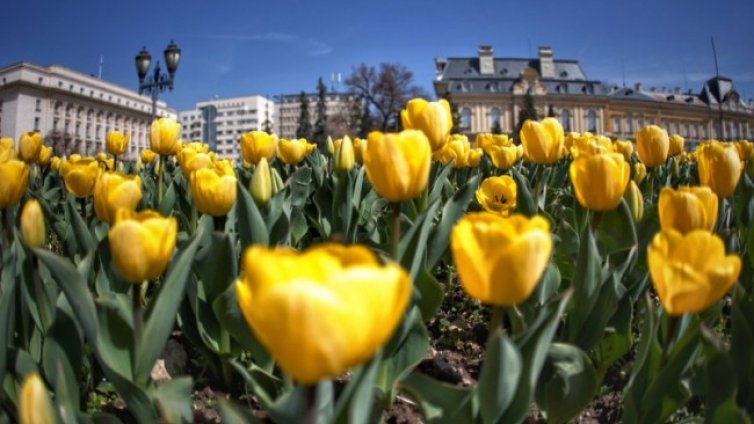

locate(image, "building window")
[[35, 99, 41, 112], [561, 109, 572, 132], [684, 123, 690, 137], [489, 107, 501, 131], [38, 77, 43, 84], [34, 117, 40, 131], [460, 107, 472, 130], [53, 119, 58, 131], [637, 117, 644, 129], [586, 110, 597, 132], [613, 117, 621, 134]]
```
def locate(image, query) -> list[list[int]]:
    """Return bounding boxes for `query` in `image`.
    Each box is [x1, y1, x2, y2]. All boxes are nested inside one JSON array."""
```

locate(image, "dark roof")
[[440, 57, 588, 81]]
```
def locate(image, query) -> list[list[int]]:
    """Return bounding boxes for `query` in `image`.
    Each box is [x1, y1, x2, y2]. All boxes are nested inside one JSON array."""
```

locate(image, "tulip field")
[[2, 97, 754, 423]]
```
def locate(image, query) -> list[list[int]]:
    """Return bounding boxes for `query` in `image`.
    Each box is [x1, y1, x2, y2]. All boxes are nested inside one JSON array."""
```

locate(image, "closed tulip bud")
[[251, 157, 272, 206], [364, 130, 431, 202], [658, 186, 717, 234], [20, 200, 45, 248], [140, 149, 156, 164], [93, 172, 143, 224], [636, 125, 669, 167], [0, 160, 30, 209], [270, 166, 284, 196], [569, 152, 631, 211], [520, 118, 564, 165], [334, 135, 355, 172], [150, 117, 181, 156], [476, 133, 510, 152], [96, 152, 108, 162], [668, 134, 685, 157], [486, 144, 519, 170], [736, 140, 753, 162], [278, 138, 316, 165], [190, 162, 237, 217], [106, 130, 130, 156], [0, 137, 16, 162], [612, 140, 634, 161], [108, 209, 177, 283], [451, 213, 552, 306], [18, 373, 56, 424], [401, 98, 453, 151], [240, 131, 278, 165], [235, 243, 411, 383], [476, 176, 517, 217], [61, 158, 100, 197], [325, 136, 335, 156], [648, 229, 740, 315], [353, 137, 367, 164], [178, 145, 213, 178], [50, 157, 61, 172], [19, 131, 43, 163], [180, 141, 210, 154], [466, 148, 482, 168], [697, 141, 742, 198], [634, 162, 647, 184], [624, 181, 644, 222], [34, 146, 52, 167]]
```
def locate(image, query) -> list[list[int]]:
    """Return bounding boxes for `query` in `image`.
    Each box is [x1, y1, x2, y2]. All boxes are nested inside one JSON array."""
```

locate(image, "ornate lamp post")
[[135, 41, 181, 121]]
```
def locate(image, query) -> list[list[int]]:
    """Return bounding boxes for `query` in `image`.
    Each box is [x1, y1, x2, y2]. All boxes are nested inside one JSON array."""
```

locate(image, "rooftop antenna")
[[98, 55, 104, 79], [621, 55, 626, 87], [711, 36, 724, 138]]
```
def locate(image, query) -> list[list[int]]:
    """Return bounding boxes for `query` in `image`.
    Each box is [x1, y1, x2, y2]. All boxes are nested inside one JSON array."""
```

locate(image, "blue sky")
[[3, 0, 753, 111]]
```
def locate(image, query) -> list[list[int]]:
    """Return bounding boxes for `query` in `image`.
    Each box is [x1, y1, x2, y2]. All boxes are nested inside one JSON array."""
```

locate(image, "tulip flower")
[[634, 162, 647, 184], [569, 152, 630, 211], [658, 186, 717, 234], [334, 135, 355, 172], [0, 160, 30, 209], [433, 135, 480, 168], [106, 130, 130, 157], [235, 243, 411, 384], [466, 148, 482, 168], [150, 117, 181, 156], [18, 373, 56, 424], [612, 140, 634, 161], [36, 146, 53, 166], [697, 141, 742, 198], [364, 130, 431, 202], [353, 137, 367, 164], [93, 172, 143, 224], [190, 161, 237, 216], [476, 133, 511, 152], [180, 142, 210, 154], [451, 213, 552, 306], [476, 176, 517, 217], [636, 125, 669, 167], [736, 140, 753, 162], [250, 157, 272, 206], [20, 199, 45, 248], [140, 149, 156, 164], [520, 118, 564, 165], [50, 157, 61, 172], [624, 180, 644, 222], [278, 138, 316, 165], [0, 137, 16, 162], [486, 144, 519, 170], [19, 131, 43, 163], [401, 98, 453, 151], [178, 145, 213, 178], [648, 229, 740, 315], [108, 209, 177, 283], [569, 132, 612, 159], [325, 136, 335, 156], [240, 130, 278, 165], [61, 157, 100, 198], [668, 134, 685, 157]]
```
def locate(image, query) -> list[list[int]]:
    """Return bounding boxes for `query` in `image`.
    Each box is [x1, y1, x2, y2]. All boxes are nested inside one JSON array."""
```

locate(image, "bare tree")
[[346, 63, 428, 132]]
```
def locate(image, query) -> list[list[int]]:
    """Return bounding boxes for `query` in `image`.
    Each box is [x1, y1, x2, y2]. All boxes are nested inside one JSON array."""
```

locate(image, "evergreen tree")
[[348, 96, 363, 137], [359, 98, 372, 137], [313, 78, 328, 145], [262, 99, 274, 133], [491, 120, 503, 134], [442, 93, 462, 135], [547, 104, 556, 118], [296, 91, 313, 140], [515, 91, 538, 140]]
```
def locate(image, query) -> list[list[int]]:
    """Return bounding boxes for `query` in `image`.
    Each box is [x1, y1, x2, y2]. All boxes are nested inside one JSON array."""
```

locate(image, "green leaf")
[[478, 331, 522, 424], [426, 174, 479, 269], [195, 231, 237, 301], [428, 162, 454, 206], [597, 199, 637, 255], [534, 263, 561, 306], [289, 167, 313, 208], [43, 306, 83, 409], [332, 356, 381, 424], [0, 255, 17, 389], [157, 182, 177, 216], [66, 197, 95, 253], [512, 168, 536, 216], [566, 222, 602, 346], [217, 399, 264, 424], [236, 180, 269, 248], [400, 372, 474, 424], [152, 377, 194, 424], [399, 201, 440, 280], [332, 170, 354, 239], [213, 284, 273, 368], [414, 267, 444, 321], [536, 343, 599, 424]]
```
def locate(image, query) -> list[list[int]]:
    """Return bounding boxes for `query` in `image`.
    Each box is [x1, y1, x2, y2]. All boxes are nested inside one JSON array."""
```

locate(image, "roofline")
[[443, 57, 581, 64]]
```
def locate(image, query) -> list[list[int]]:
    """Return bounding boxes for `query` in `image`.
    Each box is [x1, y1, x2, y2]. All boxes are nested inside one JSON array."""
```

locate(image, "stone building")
[[274, 92, 357, 140]]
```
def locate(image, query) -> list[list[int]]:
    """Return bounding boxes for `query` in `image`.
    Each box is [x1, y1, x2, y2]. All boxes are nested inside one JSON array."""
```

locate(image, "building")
[[433, 45, 754, 141], [179, 95, 274, 161], [275, 92, 357, 140], [0, 62, 174, 159]]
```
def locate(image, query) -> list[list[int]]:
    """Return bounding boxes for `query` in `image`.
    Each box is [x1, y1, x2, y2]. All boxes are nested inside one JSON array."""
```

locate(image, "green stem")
[[32, 257, 52, 332], [305, 384, 319, 424], [133, 282, 143, 357], [391, 202, 401, 260], [157, 155, 165, 207], [190, 204, 198, 235], [590, 211, 604, 237], [79, 197, 87, 223], [113, 155, 118, 171], [489, 306, 506, 337], [533, 165, 544, 212], [660, 316, 679, 367]]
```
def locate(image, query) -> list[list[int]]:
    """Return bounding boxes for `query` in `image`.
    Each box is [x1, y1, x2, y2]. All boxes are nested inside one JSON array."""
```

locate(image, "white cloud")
[[190, 32, 334, 56]]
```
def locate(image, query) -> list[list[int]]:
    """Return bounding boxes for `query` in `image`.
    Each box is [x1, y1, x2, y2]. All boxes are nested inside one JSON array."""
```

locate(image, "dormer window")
[[500, 68, 508, 76], [560, 71, 568, 78]]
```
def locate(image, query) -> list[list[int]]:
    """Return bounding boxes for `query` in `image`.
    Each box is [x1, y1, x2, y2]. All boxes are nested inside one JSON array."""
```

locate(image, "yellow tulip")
[[178, 145, 213, 178], [235, 243, 411, 384], [150, 117, 181, 156], [251, 158, 272, 206], [476, 133, 511, 152], [668, 134, 685, 157], [325, 136, 335, 156], [658, 186, 717, 234], [20, 199, 45, 248], [451, 213, 552, 306], [36, 146, 53, 166], [612, 140, 634, 161], [636, 125, 669, 167], [61, 157, 100, 198], [433, 135, 477, 168], [0, 160, 30, 209], [569, 152, 630, 211], [466, 148, 482, 168], [364, 130, 431, 202], [570, 133, 612, 159], [401, 98, 453, 151], [697, 141, 742, 198], [624, 180, 644, 222], [353, 137, 367, 164], [96, 152, 108, 162], [180, 141, 210, 154], [736, 140, 753, 162], [93, 172, 143, 224], [486, 144, 519, 170], [634, 162, 647, 184], [50, 157, 61, 172], [190, 163, 237, 216], [140, 149, 156, 164], [18, 373, 56, 424], [0, 137, 16, 162], [520, 118, 564, 165], [648, 229, 740, 315], [476, 176, 517, 216], [240, 131, 278, 165], [108, 209, 177, 283], [19, 131, 43, 163], [278, 138, 316, 165], [106, 130, 130, 156], [334, 135, 355, 172]]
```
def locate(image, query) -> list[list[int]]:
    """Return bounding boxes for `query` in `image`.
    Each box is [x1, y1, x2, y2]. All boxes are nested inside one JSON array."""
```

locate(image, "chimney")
[[478, 45, 494, 75], [674, 87, 681, 94], [635, 82, 643, 92], [539, 46, 554, 78], [650, 87, 656, 92], [435, 57, 447, 80]]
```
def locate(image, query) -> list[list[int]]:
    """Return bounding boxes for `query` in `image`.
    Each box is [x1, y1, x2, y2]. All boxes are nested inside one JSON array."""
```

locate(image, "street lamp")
[[135, 41, 181, 122]]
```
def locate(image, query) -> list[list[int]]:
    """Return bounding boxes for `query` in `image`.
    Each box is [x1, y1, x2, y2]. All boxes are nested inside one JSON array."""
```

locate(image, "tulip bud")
[[19, 131, 43, 163], [633, 162, 647, 184], [335, 135, 355, 172], [20, 200, 45, 248], [624, 181, 644, 222], [251, 157, 272, 206], [18, 373, 57, 424], [672, 156, 680, 177], [325, 136, 335, 156], [270, 166, 284, 196]]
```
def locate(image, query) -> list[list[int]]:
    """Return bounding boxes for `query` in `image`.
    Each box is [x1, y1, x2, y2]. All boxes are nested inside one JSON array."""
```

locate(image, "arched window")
[[560, 109, 572, 132], [460, 107, 472, 130], [586, 110, 597, 132], [489, 107, 501, 131]]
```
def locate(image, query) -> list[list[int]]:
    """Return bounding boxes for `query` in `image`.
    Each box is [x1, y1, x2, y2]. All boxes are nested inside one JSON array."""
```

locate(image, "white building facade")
[[0, 62, 174, 159], [179, 95, 274, 161]]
